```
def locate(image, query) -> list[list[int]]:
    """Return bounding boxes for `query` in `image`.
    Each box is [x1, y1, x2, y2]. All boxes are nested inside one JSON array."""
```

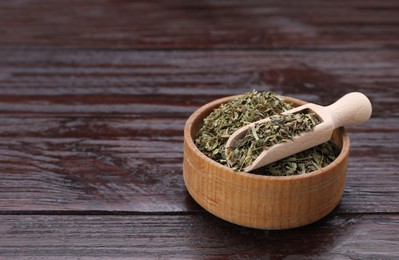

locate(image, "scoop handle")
[[326, 92, 372, 128]]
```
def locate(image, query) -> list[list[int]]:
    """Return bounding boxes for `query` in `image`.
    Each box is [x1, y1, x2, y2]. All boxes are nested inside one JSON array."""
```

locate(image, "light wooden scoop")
[[226, 92, 372, 172]]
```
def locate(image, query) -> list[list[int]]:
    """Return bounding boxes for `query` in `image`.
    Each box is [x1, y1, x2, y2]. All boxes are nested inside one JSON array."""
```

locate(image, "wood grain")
[[0, 0, 398, 49], [0, 50, 399, 212], [0, 0, 398, 257], [0, 50, 398, 117], [0, 49, 397, 214], [0, 213, 398, 258], [0, 116, 397, 213]]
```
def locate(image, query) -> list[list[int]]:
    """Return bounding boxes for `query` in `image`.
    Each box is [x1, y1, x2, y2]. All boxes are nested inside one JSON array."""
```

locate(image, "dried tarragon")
[[252, 140, 340, 176], [226, 112, 320, 171], [195, 91, 292, 164], [194, 91, 339, 176]]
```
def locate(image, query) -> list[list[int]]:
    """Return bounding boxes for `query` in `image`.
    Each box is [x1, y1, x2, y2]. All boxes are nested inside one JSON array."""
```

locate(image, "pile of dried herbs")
[[195, 91, 340, 176], [226, 112, 320, 171]]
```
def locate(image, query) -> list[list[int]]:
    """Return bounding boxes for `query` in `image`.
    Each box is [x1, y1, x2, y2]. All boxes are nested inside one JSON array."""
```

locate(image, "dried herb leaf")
[[227, 112, 320, 171], [252, 140, 340, 176], [194, 90, 340, 176], [195, 91, 291, 163]]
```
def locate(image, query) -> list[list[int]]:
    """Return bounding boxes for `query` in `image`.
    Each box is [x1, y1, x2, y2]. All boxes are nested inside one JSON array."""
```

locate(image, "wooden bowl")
[[183, 95, 350, 230]]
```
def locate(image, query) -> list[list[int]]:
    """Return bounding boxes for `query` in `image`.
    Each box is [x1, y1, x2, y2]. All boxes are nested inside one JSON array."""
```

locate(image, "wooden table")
[[1, 0, 398, 258]]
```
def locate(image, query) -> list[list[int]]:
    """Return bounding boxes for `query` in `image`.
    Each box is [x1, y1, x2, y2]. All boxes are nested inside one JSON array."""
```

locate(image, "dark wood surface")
[[0, 0, 398, 258]]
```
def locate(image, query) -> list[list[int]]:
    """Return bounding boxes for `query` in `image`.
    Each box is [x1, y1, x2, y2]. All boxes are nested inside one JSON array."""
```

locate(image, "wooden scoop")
[[226, 92, 372, 172]]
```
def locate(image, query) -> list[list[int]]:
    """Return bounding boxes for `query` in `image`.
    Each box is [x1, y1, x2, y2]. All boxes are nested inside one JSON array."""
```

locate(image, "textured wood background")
[[0, 0, 398, 258]]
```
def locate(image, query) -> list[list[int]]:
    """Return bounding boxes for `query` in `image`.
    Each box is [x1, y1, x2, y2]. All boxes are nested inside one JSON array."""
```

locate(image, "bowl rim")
[[184, 94, 350, 182]]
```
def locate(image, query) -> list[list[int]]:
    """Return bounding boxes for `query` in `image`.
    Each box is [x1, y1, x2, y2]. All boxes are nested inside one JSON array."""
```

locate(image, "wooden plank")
[[0, 213, 398, 258], [0, 48, 398, 213], [0, 0, 398, 49], [0, 116, 397, 213], [0, 50, 398, 117], [0, 118, 190, 212], [0, 49, 397, 213]]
